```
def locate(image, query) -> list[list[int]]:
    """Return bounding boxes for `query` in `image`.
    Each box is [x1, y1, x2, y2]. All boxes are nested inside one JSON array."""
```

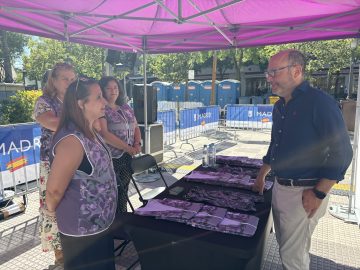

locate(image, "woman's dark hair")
[[55, 78, 99, 140], [98, 76, 127, 106]]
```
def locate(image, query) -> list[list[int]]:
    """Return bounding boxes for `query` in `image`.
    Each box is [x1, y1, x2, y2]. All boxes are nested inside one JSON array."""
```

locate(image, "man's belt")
[[275, 177, 319, 187]]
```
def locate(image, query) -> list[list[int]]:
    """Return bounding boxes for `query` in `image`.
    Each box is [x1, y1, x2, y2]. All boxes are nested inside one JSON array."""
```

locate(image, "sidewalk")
[[0, 128, 359, 270]]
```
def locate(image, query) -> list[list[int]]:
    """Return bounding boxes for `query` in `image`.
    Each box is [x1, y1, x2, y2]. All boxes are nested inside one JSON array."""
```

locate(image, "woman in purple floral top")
[[33, 62, 76, 264], [46, 78, 116, 270], [98, 76, 141, 213]]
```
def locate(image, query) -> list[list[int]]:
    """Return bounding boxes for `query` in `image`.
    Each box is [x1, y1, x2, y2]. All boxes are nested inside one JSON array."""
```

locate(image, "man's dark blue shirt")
[[263, 81, 353, 181]]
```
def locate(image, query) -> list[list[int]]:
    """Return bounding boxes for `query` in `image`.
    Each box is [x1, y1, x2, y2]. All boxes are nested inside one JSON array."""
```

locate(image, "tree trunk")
[[334, 70, 340, 98], [0, 30, 14, 83], [130, 53, 138, 74], [211, 51, 217, 105], [233, 49, 246, 96]]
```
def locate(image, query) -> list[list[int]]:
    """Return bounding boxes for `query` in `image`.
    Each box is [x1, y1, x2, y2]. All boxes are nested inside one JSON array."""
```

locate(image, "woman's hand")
[[133, 142, 142, 154], [125, 145, 138, 156]]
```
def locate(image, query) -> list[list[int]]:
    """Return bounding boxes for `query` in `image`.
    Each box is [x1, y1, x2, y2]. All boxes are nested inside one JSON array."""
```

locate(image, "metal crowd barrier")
[[157, 110, 176, 146], [224, 104, 273, 130], [158, 101, 177, 111], [158, 101, 204, 111], [158, 101, 204, 113], [0, 123, 40, 218], [0, 105, 221, 205], [179, 106, 220, 149]]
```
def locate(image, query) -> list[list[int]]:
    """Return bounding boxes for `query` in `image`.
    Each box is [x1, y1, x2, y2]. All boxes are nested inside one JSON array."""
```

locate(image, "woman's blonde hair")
[[43, 62, 75, 97]]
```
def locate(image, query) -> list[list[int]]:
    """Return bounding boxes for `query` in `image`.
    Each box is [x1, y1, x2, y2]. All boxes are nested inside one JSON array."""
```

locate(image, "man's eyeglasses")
[[264, 65, 295, 78]]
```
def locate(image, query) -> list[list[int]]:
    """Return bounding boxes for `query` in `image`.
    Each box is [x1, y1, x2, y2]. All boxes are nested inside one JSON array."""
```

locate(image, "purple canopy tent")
[[0, 0, 360, 53], [0, 0, 360, 223]]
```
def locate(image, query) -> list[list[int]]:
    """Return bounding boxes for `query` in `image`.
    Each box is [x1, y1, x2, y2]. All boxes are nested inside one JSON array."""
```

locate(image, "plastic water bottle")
[[202, 145, 209, 167], [208, 143, 216, 168], [212, 143, 216, 166]]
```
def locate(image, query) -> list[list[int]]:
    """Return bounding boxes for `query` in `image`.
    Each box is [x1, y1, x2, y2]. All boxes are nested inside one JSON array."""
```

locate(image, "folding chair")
[[112, 154, 168, 269], [130, 154, 169, 204], [112, 179, 138, 269]]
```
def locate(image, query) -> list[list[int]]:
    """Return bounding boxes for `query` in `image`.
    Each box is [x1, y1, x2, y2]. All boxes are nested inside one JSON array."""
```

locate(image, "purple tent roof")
[[0, 0, 360, 53]]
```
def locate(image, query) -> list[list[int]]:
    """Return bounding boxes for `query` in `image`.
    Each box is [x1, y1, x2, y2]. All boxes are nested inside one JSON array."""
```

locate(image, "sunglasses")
[[74, 76, 92, 93]]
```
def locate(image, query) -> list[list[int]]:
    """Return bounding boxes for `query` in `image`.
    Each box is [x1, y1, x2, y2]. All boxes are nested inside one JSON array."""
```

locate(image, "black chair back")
[[131, 154, 157, 174], [129, 154, 169, 205]]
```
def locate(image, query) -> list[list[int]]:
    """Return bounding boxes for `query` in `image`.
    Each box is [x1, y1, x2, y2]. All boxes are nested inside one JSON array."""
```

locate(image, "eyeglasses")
[[264, 65, 295, 78]]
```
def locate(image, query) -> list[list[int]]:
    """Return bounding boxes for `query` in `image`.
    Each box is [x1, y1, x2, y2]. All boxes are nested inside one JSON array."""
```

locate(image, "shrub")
[[0, 90, 42, 125]]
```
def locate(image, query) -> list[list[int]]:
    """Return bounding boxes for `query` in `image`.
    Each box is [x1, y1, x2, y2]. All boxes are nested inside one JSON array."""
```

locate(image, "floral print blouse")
[[104, 104, 137, 158], [33, 95, 63, 162]]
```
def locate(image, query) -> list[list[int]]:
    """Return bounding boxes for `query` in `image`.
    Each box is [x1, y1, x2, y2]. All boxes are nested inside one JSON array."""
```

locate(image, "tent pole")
[[142, 36, 150, 154], [353, 61, 360, 224], [329, 60, 360, 225]]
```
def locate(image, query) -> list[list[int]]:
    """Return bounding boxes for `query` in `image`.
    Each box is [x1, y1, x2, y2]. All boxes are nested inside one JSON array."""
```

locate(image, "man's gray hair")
[[288, 50, 306, 73]]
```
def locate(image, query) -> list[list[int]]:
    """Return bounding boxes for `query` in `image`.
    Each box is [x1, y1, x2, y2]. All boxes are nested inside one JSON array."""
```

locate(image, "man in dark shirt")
[[253, 49, 353, 270]]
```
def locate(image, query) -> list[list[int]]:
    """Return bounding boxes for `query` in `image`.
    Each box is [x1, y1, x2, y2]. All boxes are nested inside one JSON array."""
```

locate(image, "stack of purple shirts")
[[218, 212, 259, 237], [135, 198, 202, 223], [188, 205, 227, 231], [216, 166, 258, 178], [216, 155, 263, 168], [184, 170, 273, 191], [185, 187, 264, 212], [134, 198, 259, 237]]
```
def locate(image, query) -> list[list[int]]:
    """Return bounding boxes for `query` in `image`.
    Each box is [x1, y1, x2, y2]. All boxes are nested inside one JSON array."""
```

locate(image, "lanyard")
[[116, 107, 132, 144]]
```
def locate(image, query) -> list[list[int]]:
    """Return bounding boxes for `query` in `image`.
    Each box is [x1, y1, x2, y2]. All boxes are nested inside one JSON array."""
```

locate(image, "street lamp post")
[[348, 39, 359, 98]]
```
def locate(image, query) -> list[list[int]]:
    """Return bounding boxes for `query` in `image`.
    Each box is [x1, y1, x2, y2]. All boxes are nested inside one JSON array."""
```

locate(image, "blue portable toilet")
[[151, 81, 170, 101], [217, 79, 240, 108], [200, 80, 218, 106], [186, 81, 201, 102], [170, 82, 186, 102]]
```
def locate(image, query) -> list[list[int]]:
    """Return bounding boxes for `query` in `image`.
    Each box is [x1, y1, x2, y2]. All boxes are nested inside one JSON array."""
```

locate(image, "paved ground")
[[0, 128, 359, 270]]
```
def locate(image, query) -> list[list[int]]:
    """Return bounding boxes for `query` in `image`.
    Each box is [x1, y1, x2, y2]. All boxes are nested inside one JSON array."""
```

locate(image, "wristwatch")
[[312, 187, 327, 200]]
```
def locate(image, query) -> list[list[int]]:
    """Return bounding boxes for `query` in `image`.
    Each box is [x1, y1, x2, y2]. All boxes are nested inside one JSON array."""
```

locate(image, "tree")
[[146, 49, 261, 84], [147, 52, 201, 82], [0, 31, 28, 83], [23, 38, 105, 80], [262, 39, 357, 95], [0, 90, 42, 124]]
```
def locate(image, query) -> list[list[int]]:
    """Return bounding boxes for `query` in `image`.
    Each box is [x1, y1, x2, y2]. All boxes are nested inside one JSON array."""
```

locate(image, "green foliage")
[[0, 90, 42, 124], [263, 39, 359, 92], [147, 52, 200, 82], [264, 39, 352, 74], [147, 48, 267, 82], [0, 32, 29, 60], [146, 39, 359, 95], [23, 38, 105, 80]]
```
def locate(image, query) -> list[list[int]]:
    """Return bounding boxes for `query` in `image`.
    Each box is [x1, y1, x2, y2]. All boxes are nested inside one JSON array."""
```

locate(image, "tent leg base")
[[328, 204, 360, 226]]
